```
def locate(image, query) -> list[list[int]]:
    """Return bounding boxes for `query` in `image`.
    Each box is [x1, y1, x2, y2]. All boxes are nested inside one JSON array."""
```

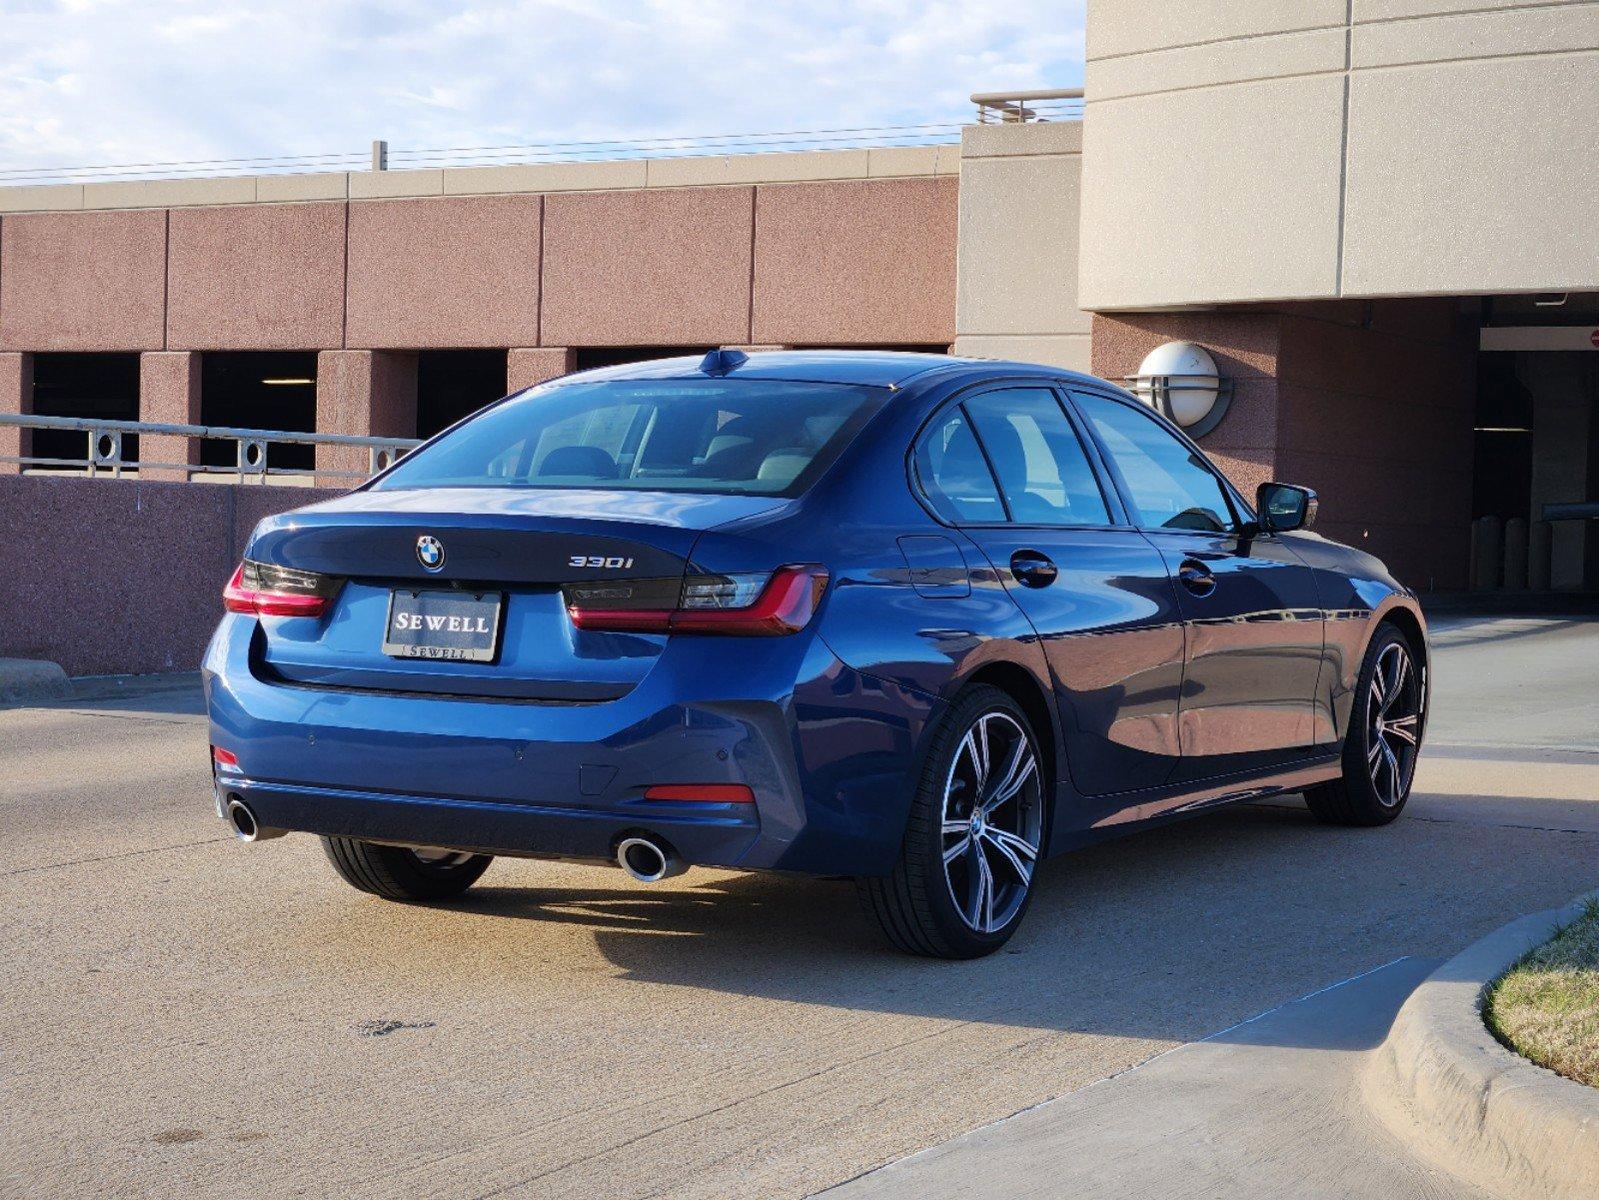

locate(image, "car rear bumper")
[[203, 614, 938, 876], [215, 776, 763, 865]]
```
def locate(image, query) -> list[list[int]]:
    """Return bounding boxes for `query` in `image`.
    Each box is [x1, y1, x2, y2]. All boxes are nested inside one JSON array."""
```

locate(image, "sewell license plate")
[[382, 589, 503, 663]]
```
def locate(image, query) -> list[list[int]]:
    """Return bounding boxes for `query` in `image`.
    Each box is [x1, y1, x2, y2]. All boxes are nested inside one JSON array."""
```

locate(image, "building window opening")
[[572, 347, 705, 372], [200, 352, 317, 472], [417, 350, 509, 439], [1473, 354, 1535, 522], [30, 353, 140, 469]]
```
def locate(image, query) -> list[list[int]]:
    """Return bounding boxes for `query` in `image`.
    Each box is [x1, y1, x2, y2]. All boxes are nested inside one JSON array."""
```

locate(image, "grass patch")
[[1483, 897, 1599, 1089]]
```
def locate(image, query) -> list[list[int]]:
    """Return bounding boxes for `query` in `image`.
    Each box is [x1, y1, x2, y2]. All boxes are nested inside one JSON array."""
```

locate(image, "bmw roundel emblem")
[[415, 535, 445, 572]]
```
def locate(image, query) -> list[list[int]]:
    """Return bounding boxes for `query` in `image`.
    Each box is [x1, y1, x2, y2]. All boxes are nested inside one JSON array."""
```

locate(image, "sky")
[[0, 1, 1086, 179]]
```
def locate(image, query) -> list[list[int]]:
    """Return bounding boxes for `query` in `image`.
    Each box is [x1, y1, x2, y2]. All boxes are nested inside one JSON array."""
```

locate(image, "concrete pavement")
[[2, 615, 1597, 1199], [824, 957, 1491, 1199]]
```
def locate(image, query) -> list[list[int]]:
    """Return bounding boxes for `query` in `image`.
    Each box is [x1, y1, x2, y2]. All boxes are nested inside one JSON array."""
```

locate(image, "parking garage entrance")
[[1477, 298, 1599, 592]]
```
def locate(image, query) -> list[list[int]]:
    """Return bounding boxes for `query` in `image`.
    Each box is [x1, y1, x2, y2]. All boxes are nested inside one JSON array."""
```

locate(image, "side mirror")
[[1256, 481, 1318, 533]]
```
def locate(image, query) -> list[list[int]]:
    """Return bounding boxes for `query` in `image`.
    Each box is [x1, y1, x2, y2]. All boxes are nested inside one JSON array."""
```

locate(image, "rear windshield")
[[372, 378, 887, 497]]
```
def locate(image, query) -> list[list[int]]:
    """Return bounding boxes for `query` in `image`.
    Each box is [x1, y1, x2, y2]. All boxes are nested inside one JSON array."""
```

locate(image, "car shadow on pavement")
[[412, 794, 1599, 1050]]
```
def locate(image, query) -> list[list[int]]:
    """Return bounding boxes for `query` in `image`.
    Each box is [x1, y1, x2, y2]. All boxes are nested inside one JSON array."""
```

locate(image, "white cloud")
[[0, 0, 1084, 176]]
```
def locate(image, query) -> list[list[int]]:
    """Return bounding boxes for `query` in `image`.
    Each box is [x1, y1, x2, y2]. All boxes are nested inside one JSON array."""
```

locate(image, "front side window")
[[372, 379, 886, 497], [1073, 391, 1235, 533], [963, 388, 1111, 526]]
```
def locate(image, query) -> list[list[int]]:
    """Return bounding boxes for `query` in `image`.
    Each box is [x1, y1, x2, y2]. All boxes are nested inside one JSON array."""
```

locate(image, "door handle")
[[1177, 559, 1217, 597], [1010, 550, 1058, 588]]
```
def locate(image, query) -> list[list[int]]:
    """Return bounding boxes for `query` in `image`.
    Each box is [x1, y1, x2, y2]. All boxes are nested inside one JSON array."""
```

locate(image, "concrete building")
[[2, 0, 1597, 616]]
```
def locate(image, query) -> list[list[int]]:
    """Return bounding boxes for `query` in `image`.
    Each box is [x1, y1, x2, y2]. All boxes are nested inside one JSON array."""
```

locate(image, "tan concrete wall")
[[953, 123, 1092, 371], [1081, 0, 1599, 309], [0, 145, 957, 215]]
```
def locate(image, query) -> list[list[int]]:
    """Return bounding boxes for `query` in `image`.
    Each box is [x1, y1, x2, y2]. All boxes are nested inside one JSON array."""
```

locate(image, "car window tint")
[[964, 389, 1111, 526], [373, 379, 886, 498], [1074, 392, 1234, 533], [916, 408, 1005, 523]]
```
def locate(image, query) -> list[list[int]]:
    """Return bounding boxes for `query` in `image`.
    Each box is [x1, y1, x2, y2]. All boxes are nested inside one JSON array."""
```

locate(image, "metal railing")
[[0, 413, 419, 482], [1, 119, 977, 187], [970, 88, 1085, 124]]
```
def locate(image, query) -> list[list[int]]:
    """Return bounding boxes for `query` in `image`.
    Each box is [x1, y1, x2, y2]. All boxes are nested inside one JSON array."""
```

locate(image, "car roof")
[[544, 350, 1112, 392]]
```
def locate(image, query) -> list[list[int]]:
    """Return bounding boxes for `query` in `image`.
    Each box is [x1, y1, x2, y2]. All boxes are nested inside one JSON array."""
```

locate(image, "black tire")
[[857, 684, 1048, 959], [322, 837, 493, 901], [1303, 623, 1425, 827]]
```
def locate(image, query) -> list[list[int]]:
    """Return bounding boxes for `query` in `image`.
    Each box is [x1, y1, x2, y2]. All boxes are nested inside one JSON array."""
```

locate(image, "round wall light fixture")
[[1124, 341, 1232, 438]]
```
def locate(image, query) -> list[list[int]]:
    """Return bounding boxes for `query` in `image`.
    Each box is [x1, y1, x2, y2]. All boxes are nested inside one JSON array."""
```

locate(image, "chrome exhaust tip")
[[616, 836, 686, 883], [225, 797, 286, 843]]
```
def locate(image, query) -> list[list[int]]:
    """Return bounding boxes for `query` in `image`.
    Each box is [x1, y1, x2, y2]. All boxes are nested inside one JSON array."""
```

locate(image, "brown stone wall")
[[1089, 310, 1284, 498], [753, 177, 958, 346], [1092, 298, 1475, 590], [346, 196, 542, 350], [507, 347, 575, 392], [166, 203, 346, 351], [0, 210, 167, 351], [138, 351, 202, 480], [1, 177, 961, 359], [0, 475, 336, 675], [1275, 300, 1475, 591], [0, 351, 32, 474], [541, 187, 754, 347], [315, 349, 417, 483]]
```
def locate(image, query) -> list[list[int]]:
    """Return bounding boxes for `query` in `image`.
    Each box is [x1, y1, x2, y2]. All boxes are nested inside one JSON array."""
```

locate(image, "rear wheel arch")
[[963, 661, 1058, 795]]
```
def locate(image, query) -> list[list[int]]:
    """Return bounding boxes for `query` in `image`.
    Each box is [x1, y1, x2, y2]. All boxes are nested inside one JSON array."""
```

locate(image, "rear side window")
[[1073, 391, 1235, 533], [373, 379, 887, 498], [963, 389, 1111, 526], [915, 408, 1005, 523]]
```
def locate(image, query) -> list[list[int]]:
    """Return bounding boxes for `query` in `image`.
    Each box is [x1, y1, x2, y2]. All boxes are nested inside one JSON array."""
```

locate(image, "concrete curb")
[[1367, 891, 1599, 1200], [0, 657, 70, 707]]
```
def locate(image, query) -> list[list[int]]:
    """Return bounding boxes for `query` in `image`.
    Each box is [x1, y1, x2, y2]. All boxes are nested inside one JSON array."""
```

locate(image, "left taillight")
[[223, 559, 342, 618]]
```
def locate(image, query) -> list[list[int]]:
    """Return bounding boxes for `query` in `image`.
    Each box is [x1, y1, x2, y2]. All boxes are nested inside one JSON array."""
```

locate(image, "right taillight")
[[223, 559, 341, 618], [565, 565, 828, 637]]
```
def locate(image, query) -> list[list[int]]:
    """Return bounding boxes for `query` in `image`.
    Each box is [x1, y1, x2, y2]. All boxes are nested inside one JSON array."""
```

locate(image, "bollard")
[[1502, 517, 1528, 591], [1528, 520, 1553, 591], [1469, 515, 1503, 591]]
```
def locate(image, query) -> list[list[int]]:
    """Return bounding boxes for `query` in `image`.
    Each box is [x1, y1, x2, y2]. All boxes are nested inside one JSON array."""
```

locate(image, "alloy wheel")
[[410, 847, 477, 868], [1366, 641, 1421, 807], [940, 711, 1044, 934]]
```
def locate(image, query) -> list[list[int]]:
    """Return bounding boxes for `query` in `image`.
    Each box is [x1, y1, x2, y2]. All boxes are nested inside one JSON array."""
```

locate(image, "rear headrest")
[[538, 445, 617, 478], [756, 450, 809, 485]]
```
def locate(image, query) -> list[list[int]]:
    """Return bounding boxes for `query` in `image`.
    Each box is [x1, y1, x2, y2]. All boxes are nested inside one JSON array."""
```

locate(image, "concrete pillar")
[[138, 352, 202, 481], [0, 353, 34, 475], [507, 348, 575, 393], [316, 350, 417, 487]]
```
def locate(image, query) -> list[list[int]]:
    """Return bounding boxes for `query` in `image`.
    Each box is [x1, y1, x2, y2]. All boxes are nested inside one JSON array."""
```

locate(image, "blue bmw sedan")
[[204, 350, 1428, 958]]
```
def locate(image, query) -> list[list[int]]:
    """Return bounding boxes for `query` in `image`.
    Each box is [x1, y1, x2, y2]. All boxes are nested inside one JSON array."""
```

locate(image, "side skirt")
[[1046, 752, 1342, 856]]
